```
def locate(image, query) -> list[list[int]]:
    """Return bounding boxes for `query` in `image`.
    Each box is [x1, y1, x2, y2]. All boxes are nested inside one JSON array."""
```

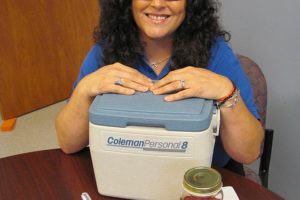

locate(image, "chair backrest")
[[237, 55, 267, 127], [237, 55, 273, 188]]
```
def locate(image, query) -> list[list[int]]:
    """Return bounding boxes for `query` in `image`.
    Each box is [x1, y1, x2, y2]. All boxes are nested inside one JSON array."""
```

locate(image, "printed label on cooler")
[[101, 131, 193, 157]]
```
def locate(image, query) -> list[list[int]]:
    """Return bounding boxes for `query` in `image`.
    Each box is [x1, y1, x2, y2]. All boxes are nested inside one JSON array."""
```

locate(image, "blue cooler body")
[[89, 92, 220, 200]]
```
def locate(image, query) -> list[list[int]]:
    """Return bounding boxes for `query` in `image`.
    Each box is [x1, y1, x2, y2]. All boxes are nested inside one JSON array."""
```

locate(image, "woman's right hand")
[[76, 62, 153, 98], [55, 62, 153, 154]]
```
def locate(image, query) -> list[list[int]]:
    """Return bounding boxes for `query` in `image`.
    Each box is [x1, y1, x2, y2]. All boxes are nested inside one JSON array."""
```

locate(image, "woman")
[[56, 0, 263, 175]]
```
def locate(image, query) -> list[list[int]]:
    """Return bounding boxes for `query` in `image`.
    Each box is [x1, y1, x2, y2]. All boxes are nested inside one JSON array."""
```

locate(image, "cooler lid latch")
[[212, 108, 220, 136]]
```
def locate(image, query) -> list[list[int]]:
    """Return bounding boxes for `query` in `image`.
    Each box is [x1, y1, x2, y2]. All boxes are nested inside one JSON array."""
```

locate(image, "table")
[[0, 148, 284, 200]]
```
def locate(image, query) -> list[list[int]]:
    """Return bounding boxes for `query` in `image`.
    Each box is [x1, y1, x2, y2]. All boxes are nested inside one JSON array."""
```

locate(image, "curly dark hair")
[[94, 0, 230, 70]]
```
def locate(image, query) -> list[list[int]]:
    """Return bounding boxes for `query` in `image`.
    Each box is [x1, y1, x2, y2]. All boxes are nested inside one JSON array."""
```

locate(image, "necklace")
[[149, 56, 170, 69]]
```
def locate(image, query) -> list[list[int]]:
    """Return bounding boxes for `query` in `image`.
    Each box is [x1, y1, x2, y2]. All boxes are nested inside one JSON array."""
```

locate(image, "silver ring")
[[180, 79, 185, 89], [114, 78, 123, 86]]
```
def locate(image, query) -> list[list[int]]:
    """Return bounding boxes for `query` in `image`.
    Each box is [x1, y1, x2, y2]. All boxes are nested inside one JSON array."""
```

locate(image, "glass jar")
[[181, 167, 223, 200]]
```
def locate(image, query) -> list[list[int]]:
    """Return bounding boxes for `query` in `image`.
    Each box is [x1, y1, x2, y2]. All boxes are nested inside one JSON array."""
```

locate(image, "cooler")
[[89, 92, 220, 200]]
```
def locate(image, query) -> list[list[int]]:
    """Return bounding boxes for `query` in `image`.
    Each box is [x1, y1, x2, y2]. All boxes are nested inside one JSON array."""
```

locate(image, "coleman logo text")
[[107, 136, 188, 153]]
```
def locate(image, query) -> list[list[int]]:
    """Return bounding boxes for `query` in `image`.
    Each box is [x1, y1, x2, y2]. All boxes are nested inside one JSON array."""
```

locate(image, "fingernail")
[[164, 96, 172, 101], [143, 87, 149, 92]]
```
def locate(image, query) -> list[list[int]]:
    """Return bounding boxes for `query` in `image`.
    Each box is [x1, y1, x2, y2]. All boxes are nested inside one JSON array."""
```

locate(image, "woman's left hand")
[[151, 66, 264, 164], [150, 66, 234, 101]]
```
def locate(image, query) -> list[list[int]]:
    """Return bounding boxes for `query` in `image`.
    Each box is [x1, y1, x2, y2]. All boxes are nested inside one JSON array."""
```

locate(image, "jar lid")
[[183, 167, 222, 196]]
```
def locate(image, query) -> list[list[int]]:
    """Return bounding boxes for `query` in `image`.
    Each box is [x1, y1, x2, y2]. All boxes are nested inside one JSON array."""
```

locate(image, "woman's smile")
[[132, 0, 186, 40], [145, 13, 170, 23]]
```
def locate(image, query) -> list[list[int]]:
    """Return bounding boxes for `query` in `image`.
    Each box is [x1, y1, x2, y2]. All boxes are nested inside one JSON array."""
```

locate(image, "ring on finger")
[[114, 78, 123, 86], [179, 79, 185, 89]]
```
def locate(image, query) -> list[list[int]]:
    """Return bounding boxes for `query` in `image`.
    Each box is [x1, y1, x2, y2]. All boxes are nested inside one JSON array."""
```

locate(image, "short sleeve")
[[73, 45, 103, 89], [208, 38, 260, 120]]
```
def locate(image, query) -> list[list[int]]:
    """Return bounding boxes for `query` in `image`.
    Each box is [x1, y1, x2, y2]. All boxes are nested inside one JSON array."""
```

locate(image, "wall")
[[220, 0, 300, 198]]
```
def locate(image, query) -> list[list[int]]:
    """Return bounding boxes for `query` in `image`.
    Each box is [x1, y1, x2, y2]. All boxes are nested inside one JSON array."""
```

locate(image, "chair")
[[237, 55, 274, 188]]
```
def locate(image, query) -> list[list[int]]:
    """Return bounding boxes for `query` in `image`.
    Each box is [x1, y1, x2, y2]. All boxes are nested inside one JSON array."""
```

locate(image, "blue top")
[[73, 38, 259, 167]]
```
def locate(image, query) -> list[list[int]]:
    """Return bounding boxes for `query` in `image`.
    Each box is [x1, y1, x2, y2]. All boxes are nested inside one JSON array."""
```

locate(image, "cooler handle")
[[212, 108, 220, 136]]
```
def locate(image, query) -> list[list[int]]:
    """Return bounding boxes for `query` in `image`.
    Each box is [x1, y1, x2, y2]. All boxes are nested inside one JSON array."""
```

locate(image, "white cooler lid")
[[89, 92, 214, 132]]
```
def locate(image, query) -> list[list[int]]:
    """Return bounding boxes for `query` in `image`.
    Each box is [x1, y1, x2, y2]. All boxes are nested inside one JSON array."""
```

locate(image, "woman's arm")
[[55, 82, 93, 154], [219, 96, 264, 164]]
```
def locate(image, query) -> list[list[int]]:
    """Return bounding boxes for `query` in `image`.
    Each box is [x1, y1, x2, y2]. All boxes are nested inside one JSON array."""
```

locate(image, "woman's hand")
[[77, 62, 153, 98], [150, 66, 264, 164], [150, 66, 233, 101], [55, 62, 153, 154]]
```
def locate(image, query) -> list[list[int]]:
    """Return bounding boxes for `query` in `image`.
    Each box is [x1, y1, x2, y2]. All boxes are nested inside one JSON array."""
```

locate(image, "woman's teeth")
[[147, 14, 168, 22]]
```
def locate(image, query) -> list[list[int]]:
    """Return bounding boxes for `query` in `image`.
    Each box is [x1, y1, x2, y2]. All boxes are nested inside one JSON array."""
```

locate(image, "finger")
[[122, 72, 153, 88], [164, 89, 194, 102], [152, 80, 184, 95], [91, 77, 134, 95], [151, 70, 185, 90], [113, 63, 153, 87], [110, 84, 136, 95], [119, 78, 149, 92]]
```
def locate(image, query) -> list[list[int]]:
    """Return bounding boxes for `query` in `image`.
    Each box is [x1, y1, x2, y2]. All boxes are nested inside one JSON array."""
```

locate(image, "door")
[[0, 0, 99, 120]]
